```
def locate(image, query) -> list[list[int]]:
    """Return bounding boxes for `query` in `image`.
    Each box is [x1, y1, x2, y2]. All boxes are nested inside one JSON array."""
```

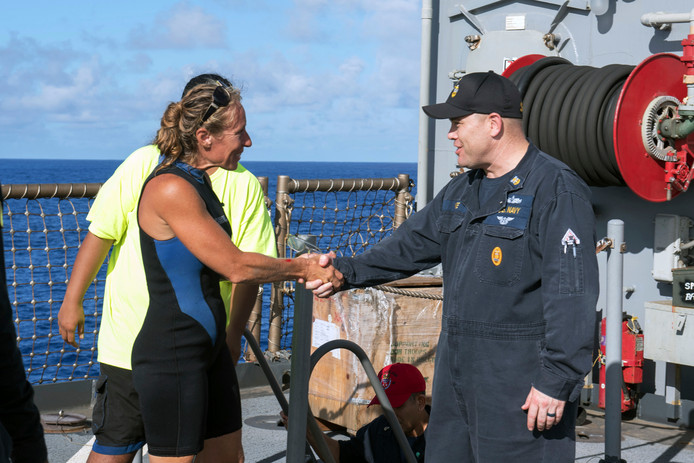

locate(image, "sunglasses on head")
[[201, 81, 232, 123]]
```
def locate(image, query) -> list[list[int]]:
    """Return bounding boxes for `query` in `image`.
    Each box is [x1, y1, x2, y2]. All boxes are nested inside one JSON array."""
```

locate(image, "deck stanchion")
[[270, 175, 291, 352], [244, 175, 271, 361], [244, 286, 264, 362], [287, 282, 313, 463], [394, 174, 411, 229], [601, 219, 626, 463], [287, 234, 317, 463]]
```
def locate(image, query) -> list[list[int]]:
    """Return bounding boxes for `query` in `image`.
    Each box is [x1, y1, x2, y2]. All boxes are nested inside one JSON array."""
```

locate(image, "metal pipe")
[[286, 282, 312, 463], [287, 234, 317, 463], [1, 182, 102, 200], [665, 362, 682, 421], [394, 174, 411, 229], [269, 175, 291, 352], [640, 10, 694, 29], [287, 177, 406, 193], [603, 219, 625, 463], [660, 116, 694, 139], [244, 287, 263, 362], [310, 340, 418, 463], [244, 173, 268, 359], [243, 329, 321, 462], [417, 0, 434, 207]]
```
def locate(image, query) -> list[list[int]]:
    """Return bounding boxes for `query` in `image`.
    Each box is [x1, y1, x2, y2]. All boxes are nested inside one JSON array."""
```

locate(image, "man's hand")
[[521, 386, 566, 432], [58, 301, 85, 348], [305, 252, 340, 298], [304, 253, 343, 291]]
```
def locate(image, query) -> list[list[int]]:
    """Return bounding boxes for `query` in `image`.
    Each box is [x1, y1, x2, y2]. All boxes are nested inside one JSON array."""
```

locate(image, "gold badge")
[[451, 83, 459, 98], [511, 176, 521, 186], [491, 247, 502, 266]]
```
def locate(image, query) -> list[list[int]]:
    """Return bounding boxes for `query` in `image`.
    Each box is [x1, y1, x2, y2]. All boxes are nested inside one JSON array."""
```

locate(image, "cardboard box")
[[309, 277, 442, 433]]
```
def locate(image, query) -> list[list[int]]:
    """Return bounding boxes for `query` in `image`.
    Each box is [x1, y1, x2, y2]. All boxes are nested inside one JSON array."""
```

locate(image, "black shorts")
[[91, 364, 146, 455], [92, 353, 241, 457]]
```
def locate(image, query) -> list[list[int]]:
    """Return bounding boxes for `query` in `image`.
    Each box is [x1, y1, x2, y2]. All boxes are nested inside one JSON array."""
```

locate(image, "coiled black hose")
[[507, 57, 634, 186]]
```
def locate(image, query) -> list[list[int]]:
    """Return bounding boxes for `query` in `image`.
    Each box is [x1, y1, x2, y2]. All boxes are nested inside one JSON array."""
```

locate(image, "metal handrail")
[[2, 174, 413, 384], [310, 340, 418, 463], [2, 183, 102, 199]]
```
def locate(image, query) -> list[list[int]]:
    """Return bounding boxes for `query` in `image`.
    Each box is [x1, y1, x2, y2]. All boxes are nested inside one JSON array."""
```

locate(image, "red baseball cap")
[[368, 363, 426, 409]]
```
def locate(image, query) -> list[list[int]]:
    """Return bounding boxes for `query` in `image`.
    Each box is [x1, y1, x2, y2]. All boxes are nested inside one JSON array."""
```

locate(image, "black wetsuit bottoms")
[[131, 163, 241, 457]]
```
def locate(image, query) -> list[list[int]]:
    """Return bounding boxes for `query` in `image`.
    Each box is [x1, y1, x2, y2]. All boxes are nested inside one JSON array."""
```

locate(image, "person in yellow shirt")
[[58, 74, 276, 463]]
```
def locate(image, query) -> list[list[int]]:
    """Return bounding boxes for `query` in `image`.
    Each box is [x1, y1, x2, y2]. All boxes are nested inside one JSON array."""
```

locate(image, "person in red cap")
[[281, 362, 429, 462]]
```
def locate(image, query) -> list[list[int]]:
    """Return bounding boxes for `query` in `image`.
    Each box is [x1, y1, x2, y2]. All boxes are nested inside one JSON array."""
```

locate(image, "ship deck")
[[44, 385, 694, 463]]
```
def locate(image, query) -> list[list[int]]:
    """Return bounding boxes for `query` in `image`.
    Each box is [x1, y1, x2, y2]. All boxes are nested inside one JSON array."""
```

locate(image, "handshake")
[[298, 252, 343, 298]]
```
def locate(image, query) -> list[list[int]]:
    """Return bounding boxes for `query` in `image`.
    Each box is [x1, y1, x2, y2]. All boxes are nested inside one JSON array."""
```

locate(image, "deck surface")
[[45, 386, 694, 462]]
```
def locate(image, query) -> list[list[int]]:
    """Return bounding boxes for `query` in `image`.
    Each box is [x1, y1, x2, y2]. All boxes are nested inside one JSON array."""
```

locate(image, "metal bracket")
[[456, 4, 486, 35], [595, 238, 626, 253], [596, 238, 613, 253]]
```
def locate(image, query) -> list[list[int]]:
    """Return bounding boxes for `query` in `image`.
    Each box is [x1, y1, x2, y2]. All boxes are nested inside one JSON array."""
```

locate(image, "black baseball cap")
[[422, 71, 522, 119]]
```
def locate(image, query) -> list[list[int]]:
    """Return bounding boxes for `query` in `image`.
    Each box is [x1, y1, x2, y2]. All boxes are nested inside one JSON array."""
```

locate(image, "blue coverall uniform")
[[333, 144, 599, 462]]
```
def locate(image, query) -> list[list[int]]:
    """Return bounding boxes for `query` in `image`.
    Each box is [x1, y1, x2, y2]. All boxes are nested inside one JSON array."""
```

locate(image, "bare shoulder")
[[144, 173, 197, 199], [141, 172, 207, 214]]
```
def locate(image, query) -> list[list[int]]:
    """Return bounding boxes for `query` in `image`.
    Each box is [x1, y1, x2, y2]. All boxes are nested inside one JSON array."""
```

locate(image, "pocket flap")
[[436, 213, 465, 233], [483, 225, 525, 240]]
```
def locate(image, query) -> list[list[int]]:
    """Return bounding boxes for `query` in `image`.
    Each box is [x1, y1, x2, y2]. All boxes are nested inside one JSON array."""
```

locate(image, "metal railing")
[[2, 183, 102, 384], [2, 174, 414, 384], [270, 174, 413, 352]]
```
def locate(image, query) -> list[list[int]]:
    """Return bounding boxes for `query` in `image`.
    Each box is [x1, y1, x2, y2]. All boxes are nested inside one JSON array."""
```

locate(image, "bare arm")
[[58, 232, 114, 347], [139, 175, 343, 287], [226, 282, 259, 364]]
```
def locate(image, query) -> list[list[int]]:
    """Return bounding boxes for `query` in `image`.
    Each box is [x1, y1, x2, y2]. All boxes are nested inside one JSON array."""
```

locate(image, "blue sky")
[[0, 0, 422, 162]]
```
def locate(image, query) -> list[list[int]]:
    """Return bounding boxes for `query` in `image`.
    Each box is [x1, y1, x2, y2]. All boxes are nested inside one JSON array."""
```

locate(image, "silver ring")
[[547, 412, 556, 417]]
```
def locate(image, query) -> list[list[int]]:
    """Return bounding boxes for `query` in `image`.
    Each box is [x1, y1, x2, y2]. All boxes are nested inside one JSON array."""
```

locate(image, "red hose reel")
[[504, 52, 694, 202]]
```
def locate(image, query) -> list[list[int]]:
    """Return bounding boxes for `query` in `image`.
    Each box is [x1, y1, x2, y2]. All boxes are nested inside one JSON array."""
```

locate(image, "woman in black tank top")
[[133, 81, 343, 462]]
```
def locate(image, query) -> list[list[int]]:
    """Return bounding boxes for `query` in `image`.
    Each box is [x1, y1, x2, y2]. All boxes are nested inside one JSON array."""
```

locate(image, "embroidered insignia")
[[381, 372, 392, 390], [451, 83, 460, 98], [510, 176, 521, 186], [561, 228, 581, 256], [497, 217, 515, 225], [491, 247, 502, 266], [455, 201, 461, 209], [561, 228, 581, 246], [507, 195, 522, 204]]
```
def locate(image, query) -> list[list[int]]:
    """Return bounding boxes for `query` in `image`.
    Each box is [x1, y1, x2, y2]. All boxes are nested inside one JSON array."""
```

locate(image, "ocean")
[[2, 158, 417, 383]]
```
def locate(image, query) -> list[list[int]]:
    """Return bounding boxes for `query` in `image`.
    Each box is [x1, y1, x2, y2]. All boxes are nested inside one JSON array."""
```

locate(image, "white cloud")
[[0, 0, 422, 162], [127, 2, 227, 49]]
